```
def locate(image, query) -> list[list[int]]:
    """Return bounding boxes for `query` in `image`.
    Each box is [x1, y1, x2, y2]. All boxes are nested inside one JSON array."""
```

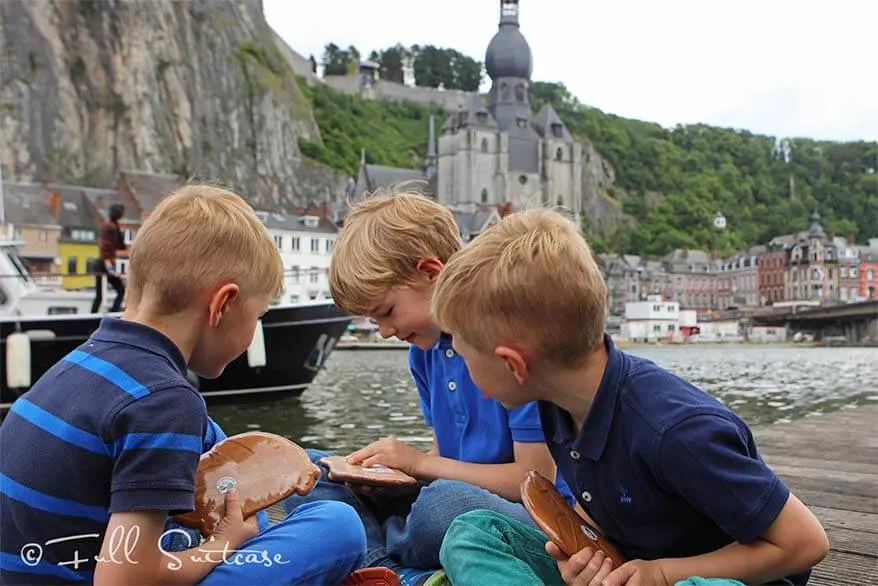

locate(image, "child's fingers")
[[359, 454, 386, 468], [545, 540, 568, 561], [223, 488, 242, 519], [347, 440, 384, 464]]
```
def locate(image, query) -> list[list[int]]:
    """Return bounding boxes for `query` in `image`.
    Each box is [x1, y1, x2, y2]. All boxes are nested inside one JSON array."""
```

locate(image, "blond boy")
[[433, 208, 829, 586], [0, 185, 365, 585], [290, 186, 571, 582]]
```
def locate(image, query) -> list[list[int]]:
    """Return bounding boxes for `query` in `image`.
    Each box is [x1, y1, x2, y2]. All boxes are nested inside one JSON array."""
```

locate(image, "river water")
[[208, 345, 878, 453]]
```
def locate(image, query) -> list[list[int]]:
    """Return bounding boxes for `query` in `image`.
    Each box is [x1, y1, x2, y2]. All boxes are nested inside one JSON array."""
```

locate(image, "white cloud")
[[265, 0, 878, 142]]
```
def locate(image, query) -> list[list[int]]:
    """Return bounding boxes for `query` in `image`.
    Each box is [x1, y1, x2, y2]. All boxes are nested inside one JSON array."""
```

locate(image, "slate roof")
[[2, 182, 55, 226], [118, 170, 184, 214], [255, 211, 338, 235]]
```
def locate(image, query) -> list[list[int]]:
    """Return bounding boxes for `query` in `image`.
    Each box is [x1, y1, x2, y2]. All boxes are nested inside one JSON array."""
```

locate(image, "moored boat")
[[0, 240, 352, 409]]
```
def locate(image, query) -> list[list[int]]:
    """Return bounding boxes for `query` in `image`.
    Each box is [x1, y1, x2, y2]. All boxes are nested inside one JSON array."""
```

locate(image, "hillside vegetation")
[[295, 73, 877, 256]]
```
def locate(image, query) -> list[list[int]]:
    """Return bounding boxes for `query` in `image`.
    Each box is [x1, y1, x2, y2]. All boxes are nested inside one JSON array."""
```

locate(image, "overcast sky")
[[264, 0, 878, 143]]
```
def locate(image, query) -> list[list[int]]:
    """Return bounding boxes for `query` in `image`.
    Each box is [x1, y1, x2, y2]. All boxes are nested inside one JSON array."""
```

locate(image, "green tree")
[[321, 43, 360, 76], [378, 44, 407, 84], [321, 43, 345, 76], [448, 49, 482, 91], [412, 45, 450, 88]]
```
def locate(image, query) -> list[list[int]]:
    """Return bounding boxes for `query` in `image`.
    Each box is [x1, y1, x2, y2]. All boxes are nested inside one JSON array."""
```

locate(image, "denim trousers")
[[162, 501, 365, 585], [282, 449, 538, 571]]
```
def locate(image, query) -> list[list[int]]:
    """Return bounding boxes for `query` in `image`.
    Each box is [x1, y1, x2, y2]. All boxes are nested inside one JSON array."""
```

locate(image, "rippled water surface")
[[208, 345, 878, 453]]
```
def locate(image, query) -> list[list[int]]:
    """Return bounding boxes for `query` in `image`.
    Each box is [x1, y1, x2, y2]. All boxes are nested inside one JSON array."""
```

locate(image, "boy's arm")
[[98, 388, 211, 583], [350, 388, 555, 500], [604, 413, 828, 586], [94, 491, 257, 585], [415, 440, 555, 502], [645, 493, 828, 585]]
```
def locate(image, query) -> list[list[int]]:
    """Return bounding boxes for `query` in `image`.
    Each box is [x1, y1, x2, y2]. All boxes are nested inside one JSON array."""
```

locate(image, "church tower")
[[435, 0, 582, 227]]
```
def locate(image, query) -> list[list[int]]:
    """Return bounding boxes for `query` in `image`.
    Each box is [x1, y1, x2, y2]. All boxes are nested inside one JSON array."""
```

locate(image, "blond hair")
[[329, 184, 462, 315], [127, 184, 284, 313], [432, 208, 607, 367]]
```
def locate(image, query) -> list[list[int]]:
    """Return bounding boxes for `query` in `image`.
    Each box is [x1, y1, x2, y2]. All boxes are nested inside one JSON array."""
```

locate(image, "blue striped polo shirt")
[[0, 317, 208, 584]]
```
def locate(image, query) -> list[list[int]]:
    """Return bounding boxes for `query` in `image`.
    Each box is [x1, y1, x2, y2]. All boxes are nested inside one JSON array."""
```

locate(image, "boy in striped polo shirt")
[[1, 185, 366, 585]]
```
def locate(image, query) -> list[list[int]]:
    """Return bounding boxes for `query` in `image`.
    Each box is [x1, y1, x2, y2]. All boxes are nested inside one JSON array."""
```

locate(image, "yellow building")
[[59, 238, 99, 290]]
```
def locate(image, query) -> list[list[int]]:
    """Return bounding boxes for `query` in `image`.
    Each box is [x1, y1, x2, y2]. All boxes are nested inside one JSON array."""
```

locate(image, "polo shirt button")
[[570, 450, 580, 460], [581, 491, 592, 502], [445, 349, 454, 358], [448, 381, 457, 391]]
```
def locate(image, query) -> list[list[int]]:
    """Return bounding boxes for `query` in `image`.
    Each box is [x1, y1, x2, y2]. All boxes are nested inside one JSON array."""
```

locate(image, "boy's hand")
[[602, 559, 669, 586], [546, 541, 614, 586], [209, 489, 259, 551], [346, 436, 427, 477]]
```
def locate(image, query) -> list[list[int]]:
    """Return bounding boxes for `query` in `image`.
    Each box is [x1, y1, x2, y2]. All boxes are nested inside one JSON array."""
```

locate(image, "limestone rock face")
[[0, 0, 344, 211], [579, 138, 627, 231]]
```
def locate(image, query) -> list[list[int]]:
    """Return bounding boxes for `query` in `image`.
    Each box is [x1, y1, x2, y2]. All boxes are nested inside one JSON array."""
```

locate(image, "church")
[[355, 0, 582, 227]]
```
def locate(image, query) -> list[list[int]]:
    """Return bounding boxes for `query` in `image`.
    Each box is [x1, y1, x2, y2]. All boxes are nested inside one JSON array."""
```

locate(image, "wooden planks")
[[261, 405, 878, 583], [755, 405, 878, 584]]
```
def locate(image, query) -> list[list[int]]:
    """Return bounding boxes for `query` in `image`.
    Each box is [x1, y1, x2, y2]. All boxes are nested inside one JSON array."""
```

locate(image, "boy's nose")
[[378, 323, 396, 339]]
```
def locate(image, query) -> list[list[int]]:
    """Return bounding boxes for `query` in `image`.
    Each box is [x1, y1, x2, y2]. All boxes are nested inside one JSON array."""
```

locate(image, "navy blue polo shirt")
[[539, 334, 809, 585], [410, 334, 573, 503], [0, 318, 207, 584]]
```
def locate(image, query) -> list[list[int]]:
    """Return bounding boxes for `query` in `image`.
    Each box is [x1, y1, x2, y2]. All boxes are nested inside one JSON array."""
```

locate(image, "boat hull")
[[1, 302, 352, 408]]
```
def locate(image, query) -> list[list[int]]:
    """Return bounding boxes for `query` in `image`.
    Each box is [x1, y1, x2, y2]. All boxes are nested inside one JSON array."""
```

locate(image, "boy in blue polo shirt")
[[285, 187, 571, 583], [0, 185, 366, 585], [431, 209, 830, 586]]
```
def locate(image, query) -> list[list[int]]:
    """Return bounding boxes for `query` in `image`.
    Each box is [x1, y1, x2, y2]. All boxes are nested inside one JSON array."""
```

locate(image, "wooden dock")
[[269, 404, 877, 583], [754, 404, 877, 585]]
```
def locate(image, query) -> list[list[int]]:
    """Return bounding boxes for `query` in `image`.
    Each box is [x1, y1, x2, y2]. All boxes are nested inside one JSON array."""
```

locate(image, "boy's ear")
[[415, 258, 444, 282], [495, 345, 529, 386], [208, 283, 240, 328]]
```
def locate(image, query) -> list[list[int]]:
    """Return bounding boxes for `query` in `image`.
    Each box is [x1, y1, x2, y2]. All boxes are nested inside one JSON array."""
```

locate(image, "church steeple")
[[485, 0, 534, 132], [500, 0, 520, 26], [425, 115, 437, 181]]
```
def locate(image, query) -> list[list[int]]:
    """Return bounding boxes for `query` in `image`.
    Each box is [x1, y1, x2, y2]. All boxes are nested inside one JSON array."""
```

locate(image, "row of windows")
[[477, 138, 568, 162], [287, 266, 321, 284], [272, 235, 334, 254], [478, 187, 565, 206]]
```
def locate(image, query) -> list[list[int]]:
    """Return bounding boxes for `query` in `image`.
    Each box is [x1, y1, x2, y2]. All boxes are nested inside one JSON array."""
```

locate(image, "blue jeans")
[[283, 449, 537, 571], [162, 501, 366, 585]]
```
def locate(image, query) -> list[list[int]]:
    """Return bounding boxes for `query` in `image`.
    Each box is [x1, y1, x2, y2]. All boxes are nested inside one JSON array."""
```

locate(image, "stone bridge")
[[749, 300, 878, 345]]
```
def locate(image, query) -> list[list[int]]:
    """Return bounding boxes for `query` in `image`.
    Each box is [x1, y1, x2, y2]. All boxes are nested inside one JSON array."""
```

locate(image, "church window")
[[518, 175, 528, 185], [557, 195, 564, 206], [515, 84, 526, 102], [477, 112, 487, 123], [517, 118, 528, 129], [551, 123, 563, 138], [555, 147, 564, 161], [481, 138, 489, 153], [481, 188, 489, 203], [458, 112, 467, 127]]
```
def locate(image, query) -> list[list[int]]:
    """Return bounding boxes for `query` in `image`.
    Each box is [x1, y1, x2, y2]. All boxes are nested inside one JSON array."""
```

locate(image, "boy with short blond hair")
[[283, 185, 570, 584], [1, 184, 366, 585], [433, 208, 829, 586]]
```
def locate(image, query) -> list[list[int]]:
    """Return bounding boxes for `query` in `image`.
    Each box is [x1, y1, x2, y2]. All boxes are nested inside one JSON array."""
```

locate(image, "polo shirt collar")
[[433, 332, 454, 350], [90, 317, 188, 377], [545, 333, 626, 461]]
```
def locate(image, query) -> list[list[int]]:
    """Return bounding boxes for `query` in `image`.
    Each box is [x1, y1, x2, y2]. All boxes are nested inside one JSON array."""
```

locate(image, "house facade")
[[257, 212, 339, 303]]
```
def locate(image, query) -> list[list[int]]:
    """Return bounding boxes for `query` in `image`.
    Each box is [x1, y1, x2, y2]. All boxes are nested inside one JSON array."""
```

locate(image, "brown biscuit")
[[320, 455, 419, 487], [174, 432, 320, 536], [521, 470, 626, 566]]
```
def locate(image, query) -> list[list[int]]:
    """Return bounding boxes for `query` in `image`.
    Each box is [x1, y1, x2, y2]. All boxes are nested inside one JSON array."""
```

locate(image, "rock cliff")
[[0, 0, 346, 211]]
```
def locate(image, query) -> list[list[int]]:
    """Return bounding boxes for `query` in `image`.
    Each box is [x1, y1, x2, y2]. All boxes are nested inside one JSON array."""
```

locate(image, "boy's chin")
[[411, 333, 440, 349], [189, 363, 227, 380]]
